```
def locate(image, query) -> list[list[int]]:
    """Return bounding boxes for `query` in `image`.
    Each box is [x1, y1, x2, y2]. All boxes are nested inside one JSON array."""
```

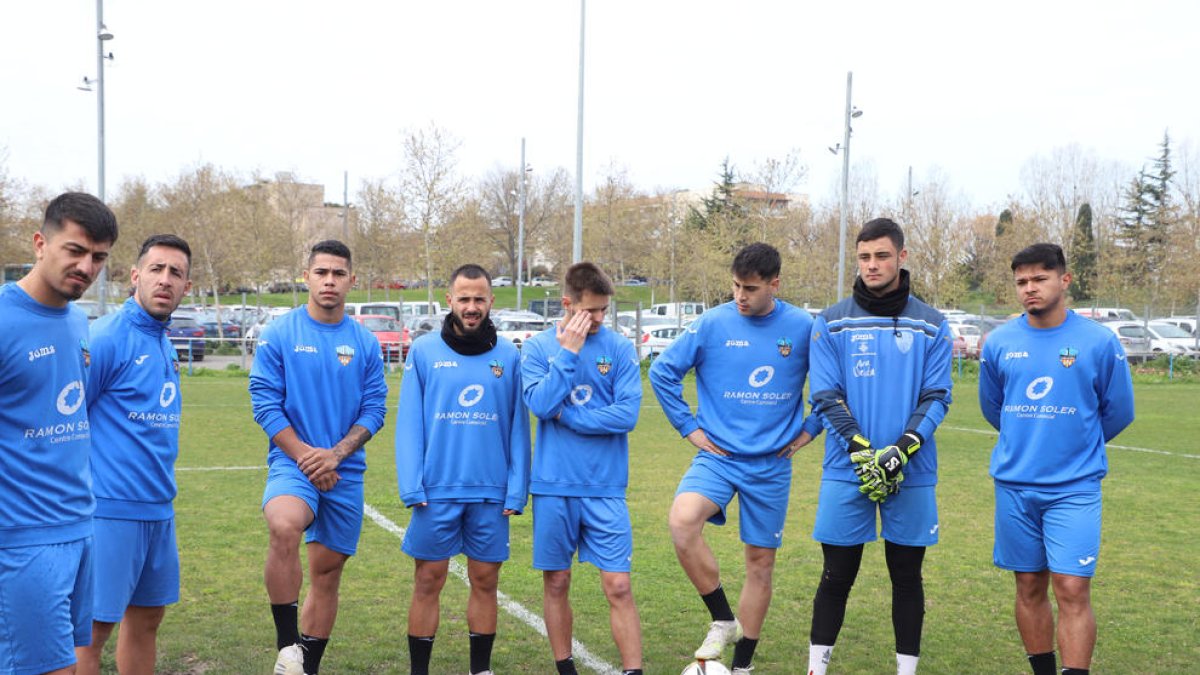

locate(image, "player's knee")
[[414, 566, 449, 595], [544, 570, 571, 597], [468, 569, 499, 595], [668, 508, 702, 544], [266, 519, 303, 550], [601, 574, 633, 604], [1052, 576, 1091, 610], [744, 549, 776, 586]]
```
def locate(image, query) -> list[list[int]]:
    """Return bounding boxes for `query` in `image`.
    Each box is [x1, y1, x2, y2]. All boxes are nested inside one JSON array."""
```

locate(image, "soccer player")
[[805, 218, 952, 675], [521, 263, 643, 675], [250, 240, 388, 675], [75, 234, 192, 675], [650, 242, 819, 673], [396, 264, 530, 675], [979, 243, 1134, 675], [0, 192, 117, 675]]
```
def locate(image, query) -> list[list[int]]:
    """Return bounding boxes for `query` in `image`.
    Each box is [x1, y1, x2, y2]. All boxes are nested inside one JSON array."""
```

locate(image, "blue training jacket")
[[979, 311, 1134, 491], [249, 307, 389, 477], [0, 284, 94, 547], [808, 295, 953, 486], [522, 324, 642, 498], [649, 300, 821, 457], [395, 331, 531, 512], [87, 297, 182, 520]]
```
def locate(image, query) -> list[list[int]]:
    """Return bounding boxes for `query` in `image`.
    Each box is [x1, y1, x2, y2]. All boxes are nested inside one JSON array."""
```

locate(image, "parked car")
[[1156, 316, 1198, 337], [1146, 321, 1200, 356], [949, 322, 982, 358], [370, 278, 406, 290], [405, 314, 445, 343], [619, 278, 647, 286], [495, 313, 548, 349], [1076, 307, 1138, 322], [949, 330, 969, 359], [528, 298, 565, 319], [617, 313, 684, 332], [641, 325, 686, 359], [167, 316, 206, 361], [345, 302, 402, 322], [401, 301, 443, 317], [192, 309, 242, 340], [268, 281, 307, 294], [529, 276, 557, 287], [647, 302, 707, 320], [1100, 321, 1156, 361], [492, 276, 513, 287], [353, 314, 410, 362]]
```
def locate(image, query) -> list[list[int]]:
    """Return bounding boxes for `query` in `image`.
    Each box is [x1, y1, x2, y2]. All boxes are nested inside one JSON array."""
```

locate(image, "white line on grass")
[[942, 425, 1200, 459], [176, 465, 267, 471], [362, 504, 622, 675]]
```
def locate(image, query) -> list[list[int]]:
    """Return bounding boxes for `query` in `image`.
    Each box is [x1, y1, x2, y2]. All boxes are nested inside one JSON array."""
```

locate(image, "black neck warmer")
[[853, 269, 911, 317], [441, 312, 498, 356]]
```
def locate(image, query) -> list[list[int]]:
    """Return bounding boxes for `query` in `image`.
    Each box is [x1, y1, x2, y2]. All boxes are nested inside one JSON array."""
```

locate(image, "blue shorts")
[[675, 451, 792, 549], [0, 537, 93, 675], [533, 496, 633, 573], [402, 502, 510, 563], [812, 480, 939, 547], [262, 461, 364, 556], [993, 485, 1102, 577], [92, 518, 180, 622]]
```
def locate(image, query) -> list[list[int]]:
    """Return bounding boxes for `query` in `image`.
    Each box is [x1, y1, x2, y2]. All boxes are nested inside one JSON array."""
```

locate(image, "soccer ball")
[[681, 660, 732, 675]]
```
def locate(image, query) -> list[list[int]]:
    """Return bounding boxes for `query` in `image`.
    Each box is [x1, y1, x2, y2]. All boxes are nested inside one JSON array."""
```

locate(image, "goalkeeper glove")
[[858, 466, 893, 503], [872, 431, 924, 483], [847, 434, 874, 472]]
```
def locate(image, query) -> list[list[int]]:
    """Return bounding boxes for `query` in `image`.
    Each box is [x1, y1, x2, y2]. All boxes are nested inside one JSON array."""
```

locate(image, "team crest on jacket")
[[596, 355, 613, 375], [336, 345, 355, 366], [489, 359, 504, 377], [1059, 346, 1078, 368], [80, 339, 91, 367], [777, 337, 793, 357]]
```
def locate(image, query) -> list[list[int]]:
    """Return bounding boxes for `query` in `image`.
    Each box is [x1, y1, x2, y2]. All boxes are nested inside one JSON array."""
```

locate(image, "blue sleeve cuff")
[[677, 417, 700, 439], [262, 417, 291, 441]]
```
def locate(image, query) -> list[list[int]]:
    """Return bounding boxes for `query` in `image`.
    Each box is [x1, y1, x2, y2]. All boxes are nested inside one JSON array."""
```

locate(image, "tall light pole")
[[835, 71, 862, 301], [572, 0, 586, 263], [94, 0, 114, 311], [516, 138, 528, 311]]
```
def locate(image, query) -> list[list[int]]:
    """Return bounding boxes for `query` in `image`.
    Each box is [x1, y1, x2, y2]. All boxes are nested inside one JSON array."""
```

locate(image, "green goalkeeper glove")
[[847, 434, 874, 474], [872, 431, 924, 484], [858, 467, 895, 502]]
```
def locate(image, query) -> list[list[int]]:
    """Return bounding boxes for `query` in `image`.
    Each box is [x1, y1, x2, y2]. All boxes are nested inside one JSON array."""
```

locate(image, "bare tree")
[[399, 123, 464, 307]]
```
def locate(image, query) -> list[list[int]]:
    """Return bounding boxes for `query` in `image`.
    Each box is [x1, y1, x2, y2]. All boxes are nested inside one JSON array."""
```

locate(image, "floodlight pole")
[[95, 0, 112, 312], [836, 71, 853, 301], [572, 0, 585, 263], [517, 138, 527, 310]]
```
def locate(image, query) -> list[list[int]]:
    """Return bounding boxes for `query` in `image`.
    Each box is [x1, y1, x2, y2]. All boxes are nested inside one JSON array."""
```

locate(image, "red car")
[[353, 314, 410, 362]]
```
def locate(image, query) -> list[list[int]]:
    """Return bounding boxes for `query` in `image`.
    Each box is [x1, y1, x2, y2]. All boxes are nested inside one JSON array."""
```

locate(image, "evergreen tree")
[[996, 208, 1013, 237], [688, 157, 744, 231], [1069, 202, 1095, 302]]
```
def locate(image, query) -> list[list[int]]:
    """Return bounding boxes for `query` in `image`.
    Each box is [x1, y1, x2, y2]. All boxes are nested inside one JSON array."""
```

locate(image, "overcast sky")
[[2, 0, 1197, 210]]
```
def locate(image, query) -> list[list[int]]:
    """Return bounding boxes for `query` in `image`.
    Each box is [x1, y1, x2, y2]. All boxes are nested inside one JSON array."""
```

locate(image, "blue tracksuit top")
[[0, 284, 94, 547], [87, 297, 182, 520], [249, 307, 388, 477], [809, 295, 953, 486], [649, 300, 821, 457], [522, 324, 642, 498], [395, 332, 531, 512], [979, 311, 1134, 491]]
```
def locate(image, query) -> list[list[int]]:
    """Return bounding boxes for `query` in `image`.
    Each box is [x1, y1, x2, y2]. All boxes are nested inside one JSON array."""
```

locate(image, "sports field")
[[129, 369, 1196, 674]]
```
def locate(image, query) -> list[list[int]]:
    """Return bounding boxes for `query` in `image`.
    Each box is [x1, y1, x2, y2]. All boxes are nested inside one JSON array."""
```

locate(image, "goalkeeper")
[[804, 218, 953, 675]]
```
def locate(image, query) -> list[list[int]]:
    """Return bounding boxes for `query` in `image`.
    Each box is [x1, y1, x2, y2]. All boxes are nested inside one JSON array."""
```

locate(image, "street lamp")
[[834, 71, 862, 301], [573, 0, 586, 263], [516, 138, 532, 311], [92, 1, 114, 311]]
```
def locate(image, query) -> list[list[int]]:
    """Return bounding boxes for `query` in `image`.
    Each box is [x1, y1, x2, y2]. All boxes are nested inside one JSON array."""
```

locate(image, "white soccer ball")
[[681, 660, 732, 675]]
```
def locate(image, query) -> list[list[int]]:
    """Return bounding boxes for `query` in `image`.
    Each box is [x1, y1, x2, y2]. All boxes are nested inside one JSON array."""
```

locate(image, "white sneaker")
[[732, 667, 754, 675], [694, 618, 742, 660], [273, 644, 305, 675]]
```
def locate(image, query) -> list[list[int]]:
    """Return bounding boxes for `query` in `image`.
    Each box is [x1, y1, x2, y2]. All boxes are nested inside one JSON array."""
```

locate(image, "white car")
[[1147, 321, 1200, 356], [949, 322, 982, 358], [495, 316, 548, 349], [492, 276, 513, 287], [529, 276, 557, 287], [1100, 321, 1160, 360], [641, 325, 685, 360]]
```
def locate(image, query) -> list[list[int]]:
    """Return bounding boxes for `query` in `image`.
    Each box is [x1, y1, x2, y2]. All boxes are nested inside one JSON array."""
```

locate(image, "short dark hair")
[[563, 262, 615, 301], [857, 217, 904, 250], [731, 242, 781, 280], [449, 263, 491, 287], [1011, 243, 1066, 273], [137, 234, 192, 274], [42, 192, 119, 244], [308, 240, 352, 268]]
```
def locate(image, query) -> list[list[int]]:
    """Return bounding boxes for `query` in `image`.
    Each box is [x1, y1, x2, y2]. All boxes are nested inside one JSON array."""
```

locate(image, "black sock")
[[811, 544, 864, 646], [270, 602, 300, 651], [886, 541, 926, 656], [621, 670, 644, 675], [300, 634, 328, 674], [700, 584, 736, 622], [408, 634, 435, 675], [732, 637, 758, 669], [556, 656, 579, 674], [469, 632, 495, 674], [1027, 652, 1056, 675], [1061, 669, 1089, 675]]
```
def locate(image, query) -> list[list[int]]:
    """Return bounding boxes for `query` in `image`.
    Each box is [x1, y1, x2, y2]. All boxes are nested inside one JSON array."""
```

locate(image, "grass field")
[[118, 370, 1199, 674]]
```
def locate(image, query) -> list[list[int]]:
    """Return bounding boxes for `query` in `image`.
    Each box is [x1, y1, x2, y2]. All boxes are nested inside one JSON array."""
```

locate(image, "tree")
[[1069, 203, 1096, 302], [904, 169, 971, 307], [353, 178, 407, 298], [398, 123, 464, 307]]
